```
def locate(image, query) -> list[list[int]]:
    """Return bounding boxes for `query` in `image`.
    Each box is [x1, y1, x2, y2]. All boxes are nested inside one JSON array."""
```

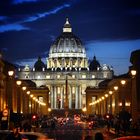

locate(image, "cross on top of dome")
[[66, 17, 70, 24], [63, 17, 72, 33]]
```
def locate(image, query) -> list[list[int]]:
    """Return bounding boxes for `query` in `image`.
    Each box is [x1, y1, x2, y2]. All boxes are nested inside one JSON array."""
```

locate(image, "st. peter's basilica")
[[17, 18, 113, 112]]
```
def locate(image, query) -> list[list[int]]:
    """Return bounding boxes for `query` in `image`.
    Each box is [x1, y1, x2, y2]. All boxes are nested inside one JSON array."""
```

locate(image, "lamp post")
[[7, 70, 14, 130], [130, 69, 137, 123], [22, 86, 27, 114], [16, 80, 22, 113], [8, 71, 14, 109], [114, 86, 119, 114], [120, 80, 126, 110]]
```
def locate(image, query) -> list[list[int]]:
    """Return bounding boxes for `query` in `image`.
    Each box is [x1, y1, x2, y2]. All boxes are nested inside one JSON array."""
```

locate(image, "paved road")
[[41, 123, 117, 140]]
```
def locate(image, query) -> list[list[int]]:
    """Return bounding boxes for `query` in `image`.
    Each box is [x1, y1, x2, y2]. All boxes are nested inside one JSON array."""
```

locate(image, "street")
[[40, 120, 117, 140]]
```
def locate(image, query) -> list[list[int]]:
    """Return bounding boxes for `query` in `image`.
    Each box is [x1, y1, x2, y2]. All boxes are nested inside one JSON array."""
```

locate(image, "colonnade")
[[50, 85, 82, 109]]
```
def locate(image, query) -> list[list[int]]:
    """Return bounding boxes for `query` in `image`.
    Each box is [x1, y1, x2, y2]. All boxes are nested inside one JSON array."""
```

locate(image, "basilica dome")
[[49, 18, 86, 58], [34, 57, 46, 71], [89, 56, 100, 71], [47, 18, 88, 70]]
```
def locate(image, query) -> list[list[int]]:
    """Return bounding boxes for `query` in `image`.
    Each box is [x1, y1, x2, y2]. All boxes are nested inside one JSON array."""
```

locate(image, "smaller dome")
[[34, 57, 46, 71], [89, 56, 100, 71]]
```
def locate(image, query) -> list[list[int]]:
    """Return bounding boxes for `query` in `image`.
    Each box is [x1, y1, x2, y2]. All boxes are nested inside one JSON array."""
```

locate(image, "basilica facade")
[[17, 18, 113, 111]]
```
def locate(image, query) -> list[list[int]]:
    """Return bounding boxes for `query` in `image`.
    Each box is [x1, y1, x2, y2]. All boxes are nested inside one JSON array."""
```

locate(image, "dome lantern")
[[63, 17, 72, 33]]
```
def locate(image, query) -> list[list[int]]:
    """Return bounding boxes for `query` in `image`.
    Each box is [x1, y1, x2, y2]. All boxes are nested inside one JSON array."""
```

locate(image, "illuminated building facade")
[[17, 18, 113, 111]]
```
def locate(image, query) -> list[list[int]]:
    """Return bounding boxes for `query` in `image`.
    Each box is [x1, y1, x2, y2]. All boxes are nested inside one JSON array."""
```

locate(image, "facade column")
[[71, 86, 74, 109], [65, 75, 68, 109], [50, 86, 54, 109], [69, 85, 72, 109], [54, 86, 57, 109], [17, 87, 21, 113], [115, 91, 119, 114], [121, 87, 125, 110], [131, 75, 138, 123], [102, 101, 104, 114], [98, 103, 100, 114], [103, 100, 105, 114], [0, 58, 4, 111], [60, 86, 63, 109], [75, 86, 79, 109], [78, 86, 80, 109], [6, 76, 14, 111], [110, 96, 112, 114], [24, 95, 29, 114], [112, 94, 115, 114], [21, 90, 24, 113], [79, 86, 82, 109], [105, 98, 107, 113], [101, 102, 103, 115], [52, 86, 55, 109], [75, 86, 77, 109]]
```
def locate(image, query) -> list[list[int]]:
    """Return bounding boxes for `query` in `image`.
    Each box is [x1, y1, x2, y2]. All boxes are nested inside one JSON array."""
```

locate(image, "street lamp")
[[131, 70, 137, 77], [8, 71, 14, 77], [48, 108, 51, 112], [27, 91, 30, 95], [22, 86, 27, 91], [114, 86, 118, 91], [109, 91, 113, 95], [121, 80, 126, 85], [16, 80, 22, 86], [105, 94, 108, 98], [48, 108, 51, 116]]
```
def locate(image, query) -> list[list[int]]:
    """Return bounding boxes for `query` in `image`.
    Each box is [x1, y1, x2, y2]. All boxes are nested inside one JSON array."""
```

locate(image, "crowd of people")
[[2, 110, 140, 140]]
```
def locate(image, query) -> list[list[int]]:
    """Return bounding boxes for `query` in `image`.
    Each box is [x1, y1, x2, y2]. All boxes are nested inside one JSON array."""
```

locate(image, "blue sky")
[[86, 40, 140, 75], [0, 0, 140, 75]]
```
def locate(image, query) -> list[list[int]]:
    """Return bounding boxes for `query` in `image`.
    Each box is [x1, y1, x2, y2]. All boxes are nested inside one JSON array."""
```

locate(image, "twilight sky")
[[0, 0, 140, 75]]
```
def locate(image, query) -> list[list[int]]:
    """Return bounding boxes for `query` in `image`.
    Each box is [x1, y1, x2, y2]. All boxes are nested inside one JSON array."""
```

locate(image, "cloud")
[[23, 4, 70, 23], [12, 0, 39, 4], [0, 24, 29, 33], [0, 3, 70, 32], [0, 16, 7, 21], [15, 57, 46, 67]]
